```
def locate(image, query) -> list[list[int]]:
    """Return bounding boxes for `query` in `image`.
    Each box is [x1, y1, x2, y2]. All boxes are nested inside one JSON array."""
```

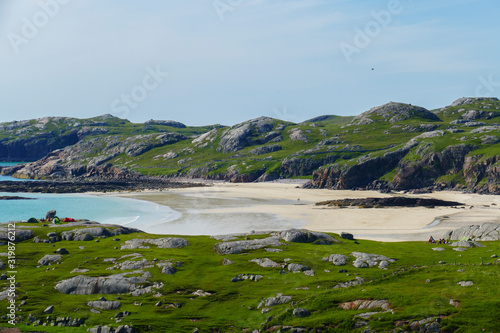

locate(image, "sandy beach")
[[118, 182, 500, 242]]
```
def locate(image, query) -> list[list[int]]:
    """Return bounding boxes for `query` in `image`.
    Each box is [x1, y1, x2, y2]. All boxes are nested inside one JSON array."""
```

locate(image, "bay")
[[0, 192, 182, 229]]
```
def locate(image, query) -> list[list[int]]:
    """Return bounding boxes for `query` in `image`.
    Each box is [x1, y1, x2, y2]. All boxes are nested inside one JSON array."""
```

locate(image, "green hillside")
[[1, 97, 500, 193]]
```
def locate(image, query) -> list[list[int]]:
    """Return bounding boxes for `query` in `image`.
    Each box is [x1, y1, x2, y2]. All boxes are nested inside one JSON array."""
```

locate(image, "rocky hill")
[[2, 97, 500, 193]]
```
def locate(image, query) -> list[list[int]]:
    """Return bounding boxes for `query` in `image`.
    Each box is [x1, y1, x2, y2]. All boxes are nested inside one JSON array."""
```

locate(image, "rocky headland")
[[0, 179, 203, 194], [1, 97, 500, 194]]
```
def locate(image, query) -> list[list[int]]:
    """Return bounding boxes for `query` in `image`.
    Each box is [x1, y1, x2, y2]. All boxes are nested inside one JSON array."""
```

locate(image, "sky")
[[0, 0, 499, 126]]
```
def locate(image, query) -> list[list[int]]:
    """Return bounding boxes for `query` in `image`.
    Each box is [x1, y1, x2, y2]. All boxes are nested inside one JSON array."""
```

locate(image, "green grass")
[[1, 226, 499, 332]]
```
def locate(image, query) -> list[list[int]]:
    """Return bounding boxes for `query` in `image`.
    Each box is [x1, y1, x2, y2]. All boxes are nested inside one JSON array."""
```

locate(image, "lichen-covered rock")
[[144, 119, 186, 128], [0, 229, 33, 243], [351, 252, 395, 269], [250, 258, 280, 268], [258, 294, 292, 308], [457, 281, 474, 287], [339, 300, 391, 311], [55, 274, 148, 295], [443, 223, 500, 241], [214, 237, 282, 255], [38, 254, 62, 266], [121, 238, 188, 250], [61, 226, 141, 241], [352, 102, 441, 125], [249, 144, 282, 155], [293, 308, 311, 318], [324, 254, 348, 266], [287, 263, 310, 272], [87, 300, 121, 310], [274, 229, 341, 244], [217, 117, 280, 153]]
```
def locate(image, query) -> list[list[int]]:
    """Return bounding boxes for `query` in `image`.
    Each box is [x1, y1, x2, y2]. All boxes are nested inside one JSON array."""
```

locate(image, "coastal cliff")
[[2, 97, 500, 193]]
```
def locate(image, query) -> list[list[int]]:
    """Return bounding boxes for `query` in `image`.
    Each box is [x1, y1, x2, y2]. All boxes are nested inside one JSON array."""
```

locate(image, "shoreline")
[[115, 182, 500, 242], [3, 178, 500, 242]]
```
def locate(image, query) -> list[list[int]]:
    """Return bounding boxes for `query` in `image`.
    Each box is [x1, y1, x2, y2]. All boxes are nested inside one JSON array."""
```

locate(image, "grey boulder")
[[293, 308, 311, 318], [55, 274, 148, 295], [287, 263, 310, 272], [250, 258, 280, 268], [38, 254, 62, 266], [0, 229, 33, 242], [258, 295, 292, 308], [324, 254, 348, 266], [121, 238, 188, 250], [443, 223, 500, 241], [274, 229, 341, 244], [46, 210, 57, 219], [214, 237, 282, 255], [351, 252, 395, 269], [87, 300, 121, 310], [340, 232, 354, 240]]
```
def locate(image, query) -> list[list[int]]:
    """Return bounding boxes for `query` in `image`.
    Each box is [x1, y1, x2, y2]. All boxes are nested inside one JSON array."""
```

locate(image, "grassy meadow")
[[1, 222, 499, 332]]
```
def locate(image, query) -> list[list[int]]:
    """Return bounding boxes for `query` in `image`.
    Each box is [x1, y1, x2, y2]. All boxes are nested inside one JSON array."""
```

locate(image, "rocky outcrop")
[[0, 131, 79, 162], [292, 308, 311, 318], [87, 300, 121, 310], [273, 229, 341, 244], [61, 226, 142, 241], [257, 294, 292, 308], [0, 228, 33, 243], [217, 117, 286, 153], [0, 179, 198, 193], [351, 252, 396, 269], [3, 132, 186, 179], [249, 144, 282, 155], [279, 155, 339, 179], [214, 237, 282, 255], [451, 97, 499, 107], [305, 138, 496, 192], [121, 238, 188, 249], [38, 254, 62, 266], [144, 119, 186, 128], [55, 274, 148, 295], [316, 197, 463, 208], [324, 254, 348, 266], [338, 300, 391, 311], [250, 258, 281, 268], [443, 223, 500, 241], [392, 144, 472, 190], [306, 142, 415, 189], [463, 155, 500, 193], [351, 102, 441, 125]]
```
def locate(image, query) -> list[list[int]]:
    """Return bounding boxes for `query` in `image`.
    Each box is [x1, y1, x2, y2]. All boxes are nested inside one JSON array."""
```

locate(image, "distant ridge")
[[1, 97, 500, 194]]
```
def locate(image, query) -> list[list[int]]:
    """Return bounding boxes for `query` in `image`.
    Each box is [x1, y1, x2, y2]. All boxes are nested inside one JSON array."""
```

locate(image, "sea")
[[0, 162, 301, 235]]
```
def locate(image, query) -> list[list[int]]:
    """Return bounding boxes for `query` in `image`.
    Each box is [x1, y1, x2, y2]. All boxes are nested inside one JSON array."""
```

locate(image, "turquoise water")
[[0, 162, 181, 228], [0, 162, 27, 166], [0, 192, 181, 229], [0, 163, 302, 235]]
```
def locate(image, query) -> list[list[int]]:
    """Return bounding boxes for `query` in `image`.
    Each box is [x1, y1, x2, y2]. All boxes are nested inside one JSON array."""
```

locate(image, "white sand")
[[122, 182, 500, 242]]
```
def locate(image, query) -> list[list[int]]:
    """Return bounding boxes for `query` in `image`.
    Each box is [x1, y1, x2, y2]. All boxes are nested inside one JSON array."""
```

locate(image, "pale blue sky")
[[1, 0, 499, 126]]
